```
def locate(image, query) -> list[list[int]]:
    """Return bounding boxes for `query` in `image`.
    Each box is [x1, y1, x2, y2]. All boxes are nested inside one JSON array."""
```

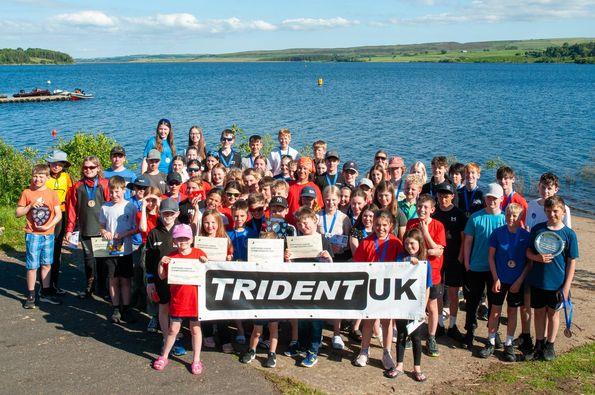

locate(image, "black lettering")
[[369, 278, 390, 300], [394, 278, 417, 300]]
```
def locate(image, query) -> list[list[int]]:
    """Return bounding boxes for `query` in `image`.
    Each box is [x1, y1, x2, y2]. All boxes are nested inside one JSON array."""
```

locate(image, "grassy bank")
[[0, 205, 25, 253]]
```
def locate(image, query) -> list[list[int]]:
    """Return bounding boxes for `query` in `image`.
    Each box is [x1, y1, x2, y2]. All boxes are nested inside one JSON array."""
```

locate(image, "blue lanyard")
[[395, 179, 402, 199], [362, 229, 369, 238], [463, 187, 477, 214], [249, 155, 255, 168], [84, 177, 98, 201], [502, 191, 515, 211], [322, 209, 338, 236], [507, 228, 521, 262], [374, 235, 389, 262], [325, 172, 338, 186], [219, 150, 235, 168]]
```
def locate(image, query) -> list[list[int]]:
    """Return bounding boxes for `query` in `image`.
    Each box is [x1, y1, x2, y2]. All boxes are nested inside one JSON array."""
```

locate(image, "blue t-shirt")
[[103, 167, 137, 200], [464, 209, 506, 272], [130, 196, 143, 246], [527, 223, 579, 291], [489, 226, 530, 284], [399, 254, 433, 288], [143, 136, 174, 174], [227, 228, 258, 261]]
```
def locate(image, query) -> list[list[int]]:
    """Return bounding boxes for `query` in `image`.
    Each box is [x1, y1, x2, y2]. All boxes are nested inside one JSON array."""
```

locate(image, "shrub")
[[230, 124, 275, 157], [0, 139, 38, 206], [54, 132, 118, 180]]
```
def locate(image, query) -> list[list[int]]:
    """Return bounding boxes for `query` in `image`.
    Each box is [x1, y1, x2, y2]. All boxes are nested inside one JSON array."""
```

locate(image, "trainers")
[[240, 348, 256, 364], [284, 340, 301, 357], [264, 352, 277, 368], [494, 332, 503, 350], [24, 296, 36, 309], [478, 343, 495, 358], [39, 292, 62, 305], [427, 336, 439, 357], [503, 345, 516, 362], [447, 325, 466, 344], [542, 342, 556, 361], [301, 351, 318, 368], [332, 335, 345, 350], [173, 339, 187, 356], [477, 304, 489, 321], [517, 333, 534, 355], [405, 338, 412, 349], [147, 316, 159, 333], [463, 331, 474, 350], [353, 353, 368, 367], [53, 287, 66, 296], [382, 350, 396, 370], [121, 308, 137, 323], [78, 289, 92, 299], [110, 308, 122, 323], [436, 325, 446, 337], [203, 336, 216, 348]]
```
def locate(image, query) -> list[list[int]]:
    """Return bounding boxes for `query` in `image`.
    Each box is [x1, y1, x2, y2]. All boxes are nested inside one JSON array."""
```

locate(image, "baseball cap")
[[325, 150, 340, 161], [388, 156, 405, 169], [110, 146, 126, 156], [300, 186, 317, 199], [147, 149, 161, 161], [172, 223, 193, 240], [269, 196, 288, 208], [486, 183, 504, 199], [166, 172, 183, 184], [359, 178, 373, 189], [436, 182, 455, 195], [127, 175, 150, 189], [160, 198, 179, 213], [342, 161, 358, 173]]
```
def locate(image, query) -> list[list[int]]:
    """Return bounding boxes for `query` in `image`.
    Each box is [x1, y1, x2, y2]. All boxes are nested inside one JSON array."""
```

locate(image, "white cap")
[[485, 182, 504, 199]]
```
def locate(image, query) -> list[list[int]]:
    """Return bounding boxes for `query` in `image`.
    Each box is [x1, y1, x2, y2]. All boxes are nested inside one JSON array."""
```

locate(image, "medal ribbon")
[[325, 172, 338, 187], [85, 177, 98, 203], [502, 191, 515, 211], [463, 187, 477, 214], [322, 209, 338, 236], [507, 228, 521, 263], [219, 150, 235, 168], [374, 235, 389, 262]]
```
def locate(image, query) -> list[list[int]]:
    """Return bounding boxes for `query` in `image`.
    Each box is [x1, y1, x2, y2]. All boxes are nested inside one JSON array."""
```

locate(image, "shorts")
[[443, 259, 465, 287], [155, 278, 171, 304], [429, 283, 444, 300], [105, 254, 134, 278], [170, 316, 199, 323], [531, 287, 563, 310], [253, 320, 279, 327], [488, 283, 524, 307], [25, 233, 54, 270]]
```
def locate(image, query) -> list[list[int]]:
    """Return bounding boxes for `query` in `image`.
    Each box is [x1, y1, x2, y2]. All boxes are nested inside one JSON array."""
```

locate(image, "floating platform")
[[0, 95, 73, 104]]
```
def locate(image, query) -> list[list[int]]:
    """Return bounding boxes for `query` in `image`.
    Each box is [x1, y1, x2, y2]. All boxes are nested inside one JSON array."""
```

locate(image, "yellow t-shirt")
[[46, 172, 73, 211]]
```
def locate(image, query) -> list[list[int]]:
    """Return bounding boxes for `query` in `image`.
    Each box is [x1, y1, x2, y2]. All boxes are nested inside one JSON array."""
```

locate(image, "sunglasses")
[[112, 153, 125, 158], [188, 167, 201, 173], [168, 181, 181, 186], [250, 206, 264, 212], [375, 156, 387, 161], [147, 159, 160, 164], [220, 137, 234, 142], [83, 165, 97, 170], [226, 192, 240, 198]]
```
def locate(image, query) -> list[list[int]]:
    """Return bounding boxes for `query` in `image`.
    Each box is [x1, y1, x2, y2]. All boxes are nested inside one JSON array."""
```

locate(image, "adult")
[[186, 125, 207, 161], [287, 157, 323, 224], [142, 118, 176, 174], [388, 156, 406, 201]]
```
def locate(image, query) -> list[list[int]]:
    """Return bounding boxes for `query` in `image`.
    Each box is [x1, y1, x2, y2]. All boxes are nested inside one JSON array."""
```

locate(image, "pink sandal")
[[153, 356, 169, 371], [191, 361, 204, 375]]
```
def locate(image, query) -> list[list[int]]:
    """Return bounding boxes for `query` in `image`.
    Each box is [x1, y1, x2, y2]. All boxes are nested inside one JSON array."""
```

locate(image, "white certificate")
[[286, 234, 323, 259], [168, 258, 202, 285], [194, 236, 228, 261], [248, 238, 284, 264], [91, 237, 125, 258]]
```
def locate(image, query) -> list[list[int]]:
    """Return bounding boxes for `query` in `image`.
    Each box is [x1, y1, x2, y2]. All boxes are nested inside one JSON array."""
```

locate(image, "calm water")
[[1, 62, 594, 213]]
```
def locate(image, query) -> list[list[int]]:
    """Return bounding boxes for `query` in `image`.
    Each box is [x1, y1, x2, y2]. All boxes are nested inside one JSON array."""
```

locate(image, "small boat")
[[70, 88, 94, 100], [0, 94, 7, 99], [13, 88, 51, 98]]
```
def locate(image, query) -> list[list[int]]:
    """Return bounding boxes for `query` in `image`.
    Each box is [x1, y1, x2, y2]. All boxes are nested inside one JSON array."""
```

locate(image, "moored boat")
[[13, 88, 51, 98]]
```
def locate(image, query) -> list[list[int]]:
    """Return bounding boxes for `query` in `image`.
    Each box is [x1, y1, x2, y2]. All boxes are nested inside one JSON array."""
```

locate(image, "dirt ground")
[[1, 216, 593, 394]]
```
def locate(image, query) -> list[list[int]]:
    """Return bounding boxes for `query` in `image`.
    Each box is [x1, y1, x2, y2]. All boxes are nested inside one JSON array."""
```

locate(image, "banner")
[[197, 261, 427, 320]]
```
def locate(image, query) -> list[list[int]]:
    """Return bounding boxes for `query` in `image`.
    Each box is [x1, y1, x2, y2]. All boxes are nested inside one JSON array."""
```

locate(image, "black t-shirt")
[[457, 187, 484, 217], [315, 172, 345, 192], [432, 205, 467, 264], [218, 149, 241, 168], [422, 177, 459, 206], [143, 172, 167, 195], [178, 199, 205, 225], [145, 220, 177, 283]]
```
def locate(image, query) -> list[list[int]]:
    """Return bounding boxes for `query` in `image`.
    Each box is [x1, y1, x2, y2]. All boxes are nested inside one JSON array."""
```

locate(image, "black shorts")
[[155, 278, 171, 304], [429, 283, 444, 300], [530, 287, 562, 310], [443, 259, 465, 287], [253, 320, 279, 327], [488, 283, 524, 307], [170, 316, 199, 323], [105, 254, 134, 278]]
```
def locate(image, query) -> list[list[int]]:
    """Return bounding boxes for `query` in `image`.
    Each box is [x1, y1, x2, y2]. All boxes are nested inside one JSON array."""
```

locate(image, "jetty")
[[0, 95, 73, 104]]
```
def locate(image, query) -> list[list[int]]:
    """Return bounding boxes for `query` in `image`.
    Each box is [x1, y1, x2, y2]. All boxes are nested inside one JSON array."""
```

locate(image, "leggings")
[[80, 236, 107, 294], [395, 319, 422, 366]]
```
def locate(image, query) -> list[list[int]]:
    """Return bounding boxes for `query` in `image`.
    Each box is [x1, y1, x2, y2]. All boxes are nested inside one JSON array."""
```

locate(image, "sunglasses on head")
[[207, 151, 220, 158], [220, 137, 234, 142], [158, 118, 171, 126], [83, 165, 97, 170]]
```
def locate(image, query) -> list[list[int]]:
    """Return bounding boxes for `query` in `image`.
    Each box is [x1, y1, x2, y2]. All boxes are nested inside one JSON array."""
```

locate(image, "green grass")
[[262, 371, 325, 395], [483, 342, 595, 393], [0, 205, 26, 253]]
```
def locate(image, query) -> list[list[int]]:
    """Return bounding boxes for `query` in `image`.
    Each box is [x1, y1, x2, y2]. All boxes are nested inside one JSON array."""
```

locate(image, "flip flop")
[[414, 371, 427, 382], [152, 356, 169, 371], [384, 367, 404, 379]]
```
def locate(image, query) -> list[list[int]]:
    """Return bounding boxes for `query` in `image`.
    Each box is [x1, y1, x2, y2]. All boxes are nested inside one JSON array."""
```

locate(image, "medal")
[[325, 233, 332, 239], [87, 200, 95, 207], [507, 229, 521, 269], [84, 177, 98, 208], [507, 259, 516, 268], [322, 209, 338, 238], [165, 157, 171, 163]]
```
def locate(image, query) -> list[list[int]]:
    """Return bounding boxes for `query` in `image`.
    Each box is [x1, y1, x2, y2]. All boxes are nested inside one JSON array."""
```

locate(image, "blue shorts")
[[25, 233, 55, 270]]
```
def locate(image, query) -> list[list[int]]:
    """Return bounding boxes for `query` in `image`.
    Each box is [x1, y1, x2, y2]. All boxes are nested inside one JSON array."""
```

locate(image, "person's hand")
[[539, 253, 554, 263], [159, 256, 171, 266], [31, 198, 44, 209], [191, 196, 201, 208], [418, 218, 429, 231], [331, 244, 342, 254], [561, 286, 570, 301], [101, 230, 113, 240], [492, 279, 501, 293], [146, 283, 156, 297], [409, 256, 419, 265], [113, 232, 121, 240], [226, 254, 233, 261], [65, 232, 72, 243], [284, 249, 292, 261], [317, 250, 332, 262], [36, 223, 52, 232], [199, 256, 208, 263]]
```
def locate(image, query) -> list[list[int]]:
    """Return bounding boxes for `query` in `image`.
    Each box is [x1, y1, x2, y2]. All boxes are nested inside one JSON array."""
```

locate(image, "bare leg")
[[546, 309, 560, 343], [487, 305, 502, 335], [533, 307, 546, 341], [190, 321, 202, 363], [290, 319, 298, 342], [506, 307, 518, 338], [27, 269, 37, 292], [158, 303, 170, 337], [268, 322, 279, 353], [109, 277, 120, 306], [40, 265, 52, 288], [161, 321, 182, 358], [360, 320, 373, 350], [380, 319, 393, 352]]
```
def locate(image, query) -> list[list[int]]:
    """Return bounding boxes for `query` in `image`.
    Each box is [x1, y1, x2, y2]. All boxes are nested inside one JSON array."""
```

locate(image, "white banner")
[[196, 261, 427, 320]]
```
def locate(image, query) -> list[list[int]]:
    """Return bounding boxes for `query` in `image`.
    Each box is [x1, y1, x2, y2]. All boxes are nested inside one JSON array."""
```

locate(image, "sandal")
[[384, 367, 404, 379], [414, 371, 427, 382], [191, 361, 204, 375], [152, 356, 169, 371]]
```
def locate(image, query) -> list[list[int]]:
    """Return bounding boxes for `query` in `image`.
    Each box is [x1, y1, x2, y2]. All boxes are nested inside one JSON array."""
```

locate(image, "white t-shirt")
[[268, 146, 300, 176], [99, 201, 138, 255], [526, 198, 571, 230], [317, 209, 352, 251]]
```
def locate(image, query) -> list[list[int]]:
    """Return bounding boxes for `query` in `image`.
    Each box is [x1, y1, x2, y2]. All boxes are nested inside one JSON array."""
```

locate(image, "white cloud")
[[54, 10, 116, 27], [281, 17, 359, 31], [122, 14, 277, 33]]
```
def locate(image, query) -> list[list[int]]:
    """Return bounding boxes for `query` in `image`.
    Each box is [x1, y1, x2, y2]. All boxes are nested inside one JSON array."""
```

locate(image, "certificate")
[[286, 234, 323, 260], [168, 258, 202, 285], [91, 237, 124, 258], [194, 236, 228, 261], [248, 238, 284, 264]]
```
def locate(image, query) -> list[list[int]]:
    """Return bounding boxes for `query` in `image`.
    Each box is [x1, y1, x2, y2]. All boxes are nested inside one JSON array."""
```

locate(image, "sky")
[[2, 0, 594, 58]]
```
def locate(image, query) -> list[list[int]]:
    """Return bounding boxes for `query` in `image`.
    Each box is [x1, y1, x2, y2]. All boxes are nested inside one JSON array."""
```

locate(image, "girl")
[[352, 209, 404, 369], [369, 164, 386, 188], [409, 161, 428, 185], [142, 118, 176, 174], [185, 146, 200, 162], [171, 155, 189, 182], [254, 155, 273, 178], [242, 168, 261, 194], [153, 224, 207, 374], [348, 189, 368, 226], [385, 228, 431, 382], [388, 157, 407, 201], [199, 210, 234, 352], [187, 125, 207, 161], [339, 186, 352, 214], [210, 164, 227, 188], [274, 155, 293, 181], [373, 181, 407, 240], [315, 159, 327, 177], [203, 151, 220, 184]]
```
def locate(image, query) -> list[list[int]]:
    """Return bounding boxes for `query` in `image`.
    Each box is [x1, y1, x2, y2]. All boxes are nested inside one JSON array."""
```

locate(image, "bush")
[[231, 124, 275, 157], [0, 139, 39, 206], [55, 132, 118, 180]]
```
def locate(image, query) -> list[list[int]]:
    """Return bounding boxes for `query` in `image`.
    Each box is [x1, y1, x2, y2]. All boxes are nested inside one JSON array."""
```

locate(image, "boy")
[[312, 140, 327, 161], [458, 163, 483, 218], [242, 168, 261, 194], [432, 182, 467, 343], [268, 128, 300, 176], [340, 161, 359, 190], [422, 156, 458, 206], [271, 179, 290, 198], [496, 166, 527, 223], [526, 172, 571, 231], [246, 193, 267, 234], [242, 135, 264, 169], [217, 129, 241, 169], [227, 200, 257, 261], [143, 149, 167, 194], [285, 207, 334, 367], [478, 203, 531, 361], [274, 155, 293, 181], [259, 176, 275, 206], [264, 196, 297, 238], [406, 194, 446, 357], [98, 176, 139, 323], [449, 163, 466, 192], [17, 164, 62, 308], [399, 174, 423, 221], [526, 196, 578, 361], [462, 183, 506, 349], [103, 146, 137, 200], [315, 150, 345, 190]]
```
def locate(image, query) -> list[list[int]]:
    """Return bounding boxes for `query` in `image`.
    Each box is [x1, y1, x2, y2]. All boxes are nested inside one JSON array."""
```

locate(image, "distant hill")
[[77, 38, 594, 64], [0, 48, 74, 64]]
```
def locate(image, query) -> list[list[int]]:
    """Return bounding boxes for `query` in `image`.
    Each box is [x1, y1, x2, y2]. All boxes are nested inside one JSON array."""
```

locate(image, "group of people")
[[17, 119, 578, 380]]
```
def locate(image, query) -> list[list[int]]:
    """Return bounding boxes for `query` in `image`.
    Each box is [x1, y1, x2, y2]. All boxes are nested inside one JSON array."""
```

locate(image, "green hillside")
[[0, 48, 74, 64]]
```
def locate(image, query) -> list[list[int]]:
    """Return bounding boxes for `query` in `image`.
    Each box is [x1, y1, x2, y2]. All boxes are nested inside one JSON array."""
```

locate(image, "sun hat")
[[46, 150, 71, 167]]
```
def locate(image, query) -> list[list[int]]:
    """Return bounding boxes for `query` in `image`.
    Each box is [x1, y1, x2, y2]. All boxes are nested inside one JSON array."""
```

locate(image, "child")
[[246, 193, 267, 234], [287, 157, 324, 222], [185, 146, 200, 163], [285, 207, 334, 367], [143, 149, 168, 195], [99, 176, 138, 323], [497, 166, 527, 223], [312, 140, 327, 161], [526, 172, 571, 231], [17, 164, 62, 308], [398, 174, 422, 221], [259, 176, 275, 206], [242, 134, 264, 169], [268, 128, 300, 176], [373, 181, 407, 239], [297, 186, 321, 217], [526, 196, 578, 361], [422, 156, 458, 206], [153, 223, 208, 374], [358, 178, 374, 203], [217, 129, 241, 169], [104, 146, 137, 200], [187, 125, 207, 161], [271, 179, 290, 198], [178, 176, 206, 230], [45, 150, 73, 294], [409, 161, 427, 185], [458, 162, 484, 218], [263, 196, 297, 238], [314, 159, 327, 177], [348, 189, 367, 226], [203, 151, 220, 184], [388, 157, 406, 201], [406, 194, 446, 357], [142, 118, 176, 175], [171, 155, 189, 182], [341, 161, 359, 190], [339, 186, 352, 214], [227, 200, 257, 261], [462, 183, 506, 350], [449, 162, 466, 192], [164, 172, 186, 202], [369, 164, 385, 187], [348, 203, 378, 256], [210, 163, 227, 188], [384, 228, 432, 382], [353, 209, 404, 368], [315, 150, 344, 191], [479, 203, 531, 361], [274, 155, 293, 181], [253, 156, 273, 178]]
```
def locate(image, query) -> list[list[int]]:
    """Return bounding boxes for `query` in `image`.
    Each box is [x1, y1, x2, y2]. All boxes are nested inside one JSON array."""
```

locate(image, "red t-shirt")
[[163, 248, 207, 318], [219, 206, 234, 230], [135, 210, 159, 244], [287, 181, 324, 223], [180, 181, 211, 201], [500, 191, 528, 224], [353, 233, 403, 262], [406, 218, 446, 284]]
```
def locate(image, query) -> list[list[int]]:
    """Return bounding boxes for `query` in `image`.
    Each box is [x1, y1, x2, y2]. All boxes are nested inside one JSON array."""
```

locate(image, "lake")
[[1, 62, 594, 213]]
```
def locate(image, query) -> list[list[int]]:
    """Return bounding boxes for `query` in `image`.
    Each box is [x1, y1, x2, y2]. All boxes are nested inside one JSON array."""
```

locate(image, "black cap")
[[436, 182, 455, 195], [160, 198, 180, 213], [269, 196, 288, 208], [127, 175, 149, 189], [342, 161, 358, 172], [110, 145, 126, 156], [167, 172, 183, 184], [325, 150, 340, 160]]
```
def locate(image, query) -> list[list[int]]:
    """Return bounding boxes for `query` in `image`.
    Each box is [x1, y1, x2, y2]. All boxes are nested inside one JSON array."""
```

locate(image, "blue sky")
[[2, 0, 594, 57]]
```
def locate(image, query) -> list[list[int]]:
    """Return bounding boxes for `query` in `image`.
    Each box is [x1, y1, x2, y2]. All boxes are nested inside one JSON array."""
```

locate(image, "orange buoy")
[[51, 129, 57, 138]]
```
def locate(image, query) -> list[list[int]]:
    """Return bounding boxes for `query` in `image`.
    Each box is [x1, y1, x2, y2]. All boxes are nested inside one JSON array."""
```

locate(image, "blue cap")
[[300, 186, 317, 199]]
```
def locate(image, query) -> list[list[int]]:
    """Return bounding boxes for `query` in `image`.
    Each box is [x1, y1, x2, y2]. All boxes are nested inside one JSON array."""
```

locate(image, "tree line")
[[525, 42, 595, 64], [0, 48, 74, 64]]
